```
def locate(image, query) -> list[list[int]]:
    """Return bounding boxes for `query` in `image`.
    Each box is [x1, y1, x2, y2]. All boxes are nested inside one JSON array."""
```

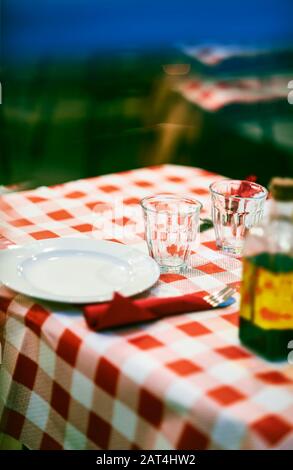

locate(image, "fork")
[[204, 286, 236, 307]]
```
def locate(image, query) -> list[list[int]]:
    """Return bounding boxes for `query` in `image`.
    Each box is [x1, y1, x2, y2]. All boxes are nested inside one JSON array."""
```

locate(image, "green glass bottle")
[[239, 178, 293, 361]]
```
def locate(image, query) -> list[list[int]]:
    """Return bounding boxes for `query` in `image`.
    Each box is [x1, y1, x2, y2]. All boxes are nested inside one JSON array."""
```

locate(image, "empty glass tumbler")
[[209, 180, 268, 256], [141, 194, 202, 272]]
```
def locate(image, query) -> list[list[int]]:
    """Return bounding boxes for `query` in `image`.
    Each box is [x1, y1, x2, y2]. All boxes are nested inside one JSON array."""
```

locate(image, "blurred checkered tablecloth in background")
[[175, 76, 289, 112], [0, 164, 292, 450]]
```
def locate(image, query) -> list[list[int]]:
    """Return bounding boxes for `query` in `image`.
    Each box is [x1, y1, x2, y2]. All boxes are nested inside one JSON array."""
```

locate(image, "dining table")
[[0, 164, 292, 450]]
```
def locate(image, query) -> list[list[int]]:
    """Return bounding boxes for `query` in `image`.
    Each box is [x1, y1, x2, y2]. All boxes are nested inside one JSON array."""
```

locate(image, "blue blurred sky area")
[[3, 0, 293, 59]]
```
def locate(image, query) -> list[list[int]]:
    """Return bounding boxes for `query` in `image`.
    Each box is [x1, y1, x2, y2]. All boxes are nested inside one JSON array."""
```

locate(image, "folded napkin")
[[230, 179, 262, 198], [83, 292, 235, 331]]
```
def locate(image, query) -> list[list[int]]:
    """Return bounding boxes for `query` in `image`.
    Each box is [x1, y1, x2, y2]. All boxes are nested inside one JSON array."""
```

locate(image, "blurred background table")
[[2, 1, 293, 187], [2, 47, 293, 188]]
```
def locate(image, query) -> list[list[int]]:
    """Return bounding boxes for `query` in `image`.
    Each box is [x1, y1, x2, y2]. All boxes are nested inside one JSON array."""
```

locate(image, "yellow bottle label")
[[240, 258, 293, 330]]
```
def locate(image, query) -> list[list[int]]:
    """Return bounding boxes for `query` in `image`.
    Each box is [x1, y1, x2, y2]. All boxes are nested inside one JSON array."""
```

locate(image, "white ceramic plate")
[[0, 238, 160, 303]]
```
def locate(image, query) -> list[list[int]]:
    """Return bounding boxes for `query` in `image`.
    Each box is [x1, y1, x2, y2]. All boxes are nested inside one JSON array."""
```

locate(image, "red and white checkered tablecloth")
[[0, 164, 293, 450], [175, 76, 289, 111], [182, 45, 270, 66]]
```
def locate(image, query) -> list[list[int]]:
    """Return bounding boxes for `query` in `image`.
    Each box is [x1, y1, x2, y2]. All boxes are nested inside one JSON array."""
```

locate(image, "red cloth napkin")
[[83, 292, 212, 331], [231, 179, 261, 198]]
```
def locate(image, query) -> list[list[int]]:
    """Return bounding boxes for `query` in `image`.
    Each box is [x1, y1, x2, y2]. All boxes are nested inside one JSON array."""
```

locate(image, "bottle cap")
[[270, 177, 293, 202]]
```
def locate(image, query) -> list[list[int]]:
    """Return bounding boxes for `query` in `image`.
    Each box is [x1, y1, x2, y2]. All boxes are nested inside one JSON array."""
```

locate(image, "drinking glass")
[[209, 180, 268, 256], [141, 194, 202, 273]]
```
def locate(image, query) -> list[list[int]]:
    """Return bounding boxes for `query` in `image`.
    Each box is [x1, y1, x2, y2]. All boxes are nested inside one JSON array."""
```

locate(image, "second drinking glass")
[[209, 180, 268, 256]]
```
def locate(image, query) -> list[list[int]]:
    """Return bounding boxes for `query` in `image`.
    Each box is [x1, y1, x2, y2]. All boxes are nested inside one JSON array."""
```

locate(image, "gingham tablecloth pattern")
[[0, 164, 293, 450], [175, 76, 289, 111], [182, 45, 269, 66]]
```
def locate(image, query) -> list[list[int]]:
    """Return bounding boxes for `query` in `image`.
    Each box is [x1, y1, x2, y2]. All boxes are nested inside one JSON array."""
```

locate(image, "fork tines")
[[204, 286, 236, 307]]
